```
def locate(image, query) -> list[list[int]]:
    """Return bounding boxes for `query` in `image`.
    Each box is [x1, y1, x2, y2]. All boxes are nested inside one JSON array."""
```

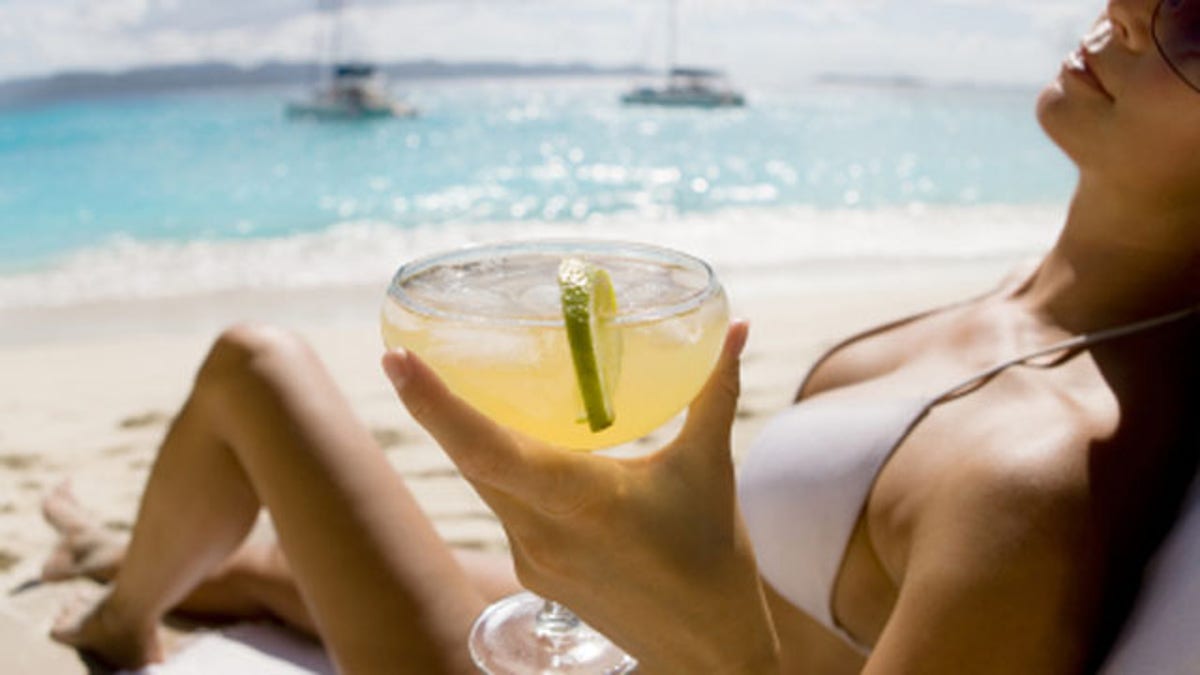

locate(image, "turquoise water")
[[0, 79, 1076, 307]]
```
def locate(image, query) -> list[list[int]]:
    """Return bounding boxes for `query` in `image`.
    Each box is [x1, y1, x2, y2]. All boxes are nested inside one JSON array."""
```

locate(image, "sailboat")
[[621, 0, 745, 108], [286, 0, 417, 120]]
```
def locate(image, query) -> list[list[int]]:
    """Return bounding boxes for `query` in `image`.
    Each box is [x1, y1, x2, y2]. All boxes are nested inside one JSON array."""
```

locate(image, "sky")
[[0, 0, 1102, 87]]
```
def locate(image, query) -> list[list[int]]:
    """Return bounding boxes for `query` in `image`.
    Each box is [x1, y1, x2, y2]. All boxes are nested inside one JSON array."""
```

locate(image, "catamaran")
[[621, 67, 745, 108], [286, 1, 417, 120], [621, 0, 745, 108], [287, 62, 416, 120]]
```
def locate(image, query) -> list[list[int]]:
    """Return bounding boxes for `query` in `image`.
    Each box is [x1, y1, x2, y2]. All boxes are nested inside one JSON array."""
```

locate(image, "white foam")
[[0, 203, 1063, 310]]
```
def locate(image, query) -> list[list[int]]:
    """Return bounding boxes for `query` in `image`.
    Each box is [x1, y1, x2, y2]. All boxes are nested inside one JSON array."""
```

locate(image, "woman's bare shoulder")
[[872, 362, 1108, 580], [867, 415, 1102, 673], [932, 366, 1106, 511]]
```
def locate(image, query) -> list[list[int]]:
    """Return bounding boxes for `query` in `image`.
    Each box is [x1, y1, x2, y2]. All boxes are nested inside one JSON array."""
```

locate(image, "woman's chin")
[[1035, 78, 1066, 129], [1035, 79, 1083, 166]]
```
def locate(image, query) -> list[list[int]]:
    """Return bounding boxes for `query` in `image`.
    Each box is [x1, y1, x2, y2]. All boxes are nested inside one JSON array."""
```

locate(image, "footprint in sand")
[[0, 549, 21, 574], [118, 411, 172, 430], [450, 539, 505, 553], [370, 427, 406, 450], [403, 467, 461, 479], [0, 453, 40, 471], [101, 444, 136, 458]]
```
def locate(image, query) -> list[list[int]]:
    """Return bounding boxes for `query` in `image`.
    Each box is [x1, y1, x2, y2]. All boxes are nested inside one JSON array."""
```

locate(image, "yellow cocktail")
[[382, 241, 729, 451]]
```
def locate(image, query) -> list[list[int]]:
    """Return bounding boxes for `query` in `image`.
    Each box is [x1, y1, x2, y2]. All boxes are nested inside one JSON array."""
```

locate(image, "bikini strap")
[[934, 304, 1200, 402]]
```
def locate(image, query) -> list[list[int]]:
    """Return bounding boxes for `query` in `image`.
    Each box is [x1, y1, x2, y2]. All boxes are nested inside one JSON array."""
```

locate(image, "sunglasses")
[[1154, 0, 1200, 93]]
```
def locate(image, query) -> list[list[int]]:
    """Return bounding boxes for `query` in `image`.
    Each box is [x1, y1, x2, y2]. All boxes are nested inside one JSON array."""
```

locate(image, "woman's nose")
[[1105, 0, 1156, 52]]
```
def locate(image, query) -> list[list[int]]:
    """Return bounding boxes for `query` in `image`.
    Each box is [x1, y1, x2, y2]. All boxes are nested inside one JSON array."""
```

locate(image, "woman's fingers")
[[671, 320, 750, 462], [383, 348, 512, 481], [383, 348, 595, 514]]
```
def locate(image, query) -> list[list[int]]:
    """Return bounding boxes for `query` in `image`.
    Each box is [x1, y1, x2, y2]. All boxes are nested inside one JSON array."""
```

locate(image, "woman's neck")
[[1015, 175, 1200, 333]]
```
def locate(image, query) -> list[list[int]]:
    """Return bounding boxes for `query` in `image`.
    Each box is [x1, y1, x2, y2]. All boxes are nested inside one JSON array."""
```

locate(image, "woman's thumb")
[[673, 320, 749, 455]]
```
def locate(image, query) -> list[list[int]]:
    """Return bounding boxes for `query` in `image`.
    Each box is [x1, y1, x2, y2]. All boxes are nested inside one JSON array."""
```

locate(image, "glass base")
[[469, 591, 638, 674]]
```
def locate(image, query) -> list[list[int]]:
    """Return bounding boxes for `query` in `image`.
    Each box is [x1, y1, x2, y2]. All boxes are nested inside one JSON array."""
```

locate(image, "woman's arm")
[[384, 322, 782, 674]]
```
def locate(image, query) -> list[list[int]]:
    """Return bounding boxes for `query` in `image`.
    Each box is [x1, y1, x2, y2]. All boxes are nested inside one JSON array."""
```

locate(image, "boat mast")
[[314, 0, 345, 88], [329, 0, 345, 68], [666, 0, 677, 73]]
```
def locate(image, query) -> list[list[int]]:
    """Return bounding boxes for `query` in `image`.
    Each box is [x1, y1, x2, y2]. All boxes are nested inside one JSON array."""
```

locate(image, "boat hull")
[[285, 102, 417, 120], [620, 88, 745, 108]]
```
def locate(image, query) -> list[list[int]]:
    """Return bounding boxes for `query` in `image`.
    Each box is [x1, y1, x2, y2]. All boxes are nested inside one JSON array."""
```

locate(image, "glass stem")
[[534, 600, 581, 639]]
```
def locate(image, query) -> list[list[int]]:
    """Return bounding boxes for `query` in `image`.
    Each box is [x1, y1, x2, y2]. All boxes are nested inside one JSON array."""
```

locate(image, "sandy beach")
[[0, 255, 1016, 671]]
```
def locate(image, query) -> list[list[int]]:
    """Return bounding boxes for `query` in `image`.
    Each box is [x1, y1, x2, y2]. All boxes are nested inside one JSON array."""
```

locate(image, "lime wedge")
[[558, 257, 621, 432]]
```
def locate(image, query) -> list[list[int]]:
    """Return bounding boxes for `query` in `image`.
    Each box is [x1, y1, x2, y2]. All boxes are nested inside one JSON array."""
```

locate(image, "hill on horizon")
[[0, 59, 653, 107]]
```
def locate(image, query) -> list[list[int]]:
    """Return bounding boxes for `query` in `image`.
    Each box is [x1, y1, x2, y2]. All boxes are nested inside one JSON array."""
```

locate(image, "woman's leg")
[[51, 324, 493, 674], [42, 484, 519, 638], [43, 484, 317, 633]]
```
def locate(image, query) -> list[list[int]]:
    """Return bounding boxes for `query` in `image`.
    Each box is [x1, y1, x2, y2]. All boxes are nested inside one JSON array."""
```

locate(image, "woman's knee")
[[195, 324, 315, 395]]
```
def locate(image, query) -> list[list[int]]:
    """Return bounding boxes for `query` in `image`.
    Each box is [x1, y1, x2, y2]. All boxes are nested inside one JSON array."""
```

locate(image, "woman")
[[46, 0, 1200, 672]]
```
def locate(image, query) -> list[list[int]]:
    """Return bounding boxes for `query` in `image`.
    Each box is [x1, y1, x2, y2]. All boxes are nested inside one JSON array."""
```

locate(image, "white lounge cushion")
[[1101, 473, 1200, 674]]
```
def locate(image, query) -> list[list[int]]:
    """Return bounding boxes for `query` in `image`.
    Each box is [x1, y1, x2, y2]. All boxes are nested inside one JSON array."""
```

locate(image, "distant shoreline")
[[0, 59, 653, 108], [0, 60, 1050, 109]]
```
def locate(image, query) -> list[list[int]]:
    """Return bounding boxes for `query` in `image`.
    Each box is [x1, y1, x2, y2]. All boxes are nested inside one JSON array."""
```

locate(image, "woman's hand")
[[383, 321, 780, 674]]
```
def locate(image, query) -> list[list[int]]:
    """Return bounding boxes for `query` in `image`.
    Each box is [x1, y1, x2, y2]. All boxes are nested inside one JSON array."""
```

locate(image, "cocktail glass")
[[382, 239, 730, 674]]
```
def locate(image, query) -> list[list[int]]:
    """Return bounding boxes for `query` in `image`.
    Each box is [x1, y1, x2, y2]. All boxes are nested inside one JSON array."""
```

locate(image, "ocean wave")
[[0, 204, 1064, 310]]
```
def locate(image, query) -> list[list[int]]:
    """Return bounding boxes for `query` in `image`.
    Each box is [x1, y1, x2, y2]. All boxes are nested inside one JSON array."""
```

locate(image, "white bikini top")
[[736, 301, 1200, 653]]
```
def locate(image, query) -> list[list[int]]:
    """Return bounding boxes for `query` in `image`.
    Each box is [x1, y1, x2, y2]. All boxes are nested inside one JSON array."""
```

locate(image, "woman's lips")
[[1064, 47, 1114, 100]]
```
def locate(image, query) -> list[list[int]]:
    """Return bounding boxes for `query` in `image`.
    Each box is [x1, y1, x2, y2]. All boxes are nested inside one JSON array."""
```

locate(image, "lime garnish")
[[558, 258, 621, 432]]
